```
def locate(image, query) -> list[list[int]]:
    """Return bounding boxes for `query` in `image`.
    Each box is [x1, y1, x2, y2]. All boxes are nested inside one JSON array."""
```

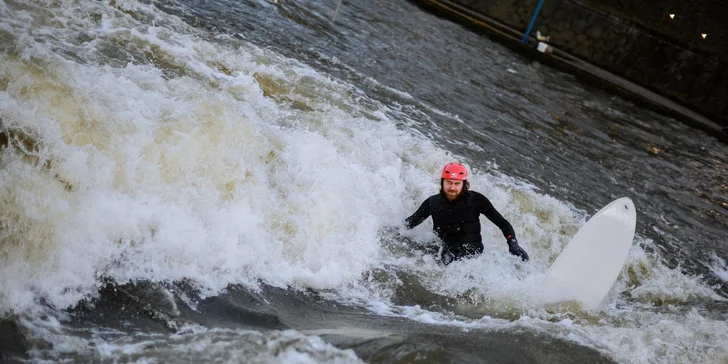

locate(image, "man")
[[404, 162, 529, 265]]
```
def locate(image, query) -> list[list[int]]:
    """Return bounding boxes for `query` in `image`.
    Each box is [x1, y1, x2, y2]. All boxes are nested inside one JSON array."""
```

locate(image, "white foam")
[[99, 329, 363, 364], [2, 1, 728, 363], [26, 322, 363, 363], [0, 0, 451, 312], [708, 252, 728, 282]]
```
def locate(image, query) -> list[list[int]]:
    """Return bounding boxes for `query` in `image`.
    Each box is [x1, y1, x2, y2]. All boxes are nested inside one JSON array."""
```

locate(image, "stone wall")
[[451, 0, 728, 126], [583, 0, 727, 59]]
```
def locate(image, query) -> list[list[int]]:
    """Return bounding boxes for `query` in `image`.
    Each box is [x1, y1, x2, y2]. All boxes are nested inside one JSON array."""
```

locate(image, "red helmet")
[[441, 162, 467, 180]]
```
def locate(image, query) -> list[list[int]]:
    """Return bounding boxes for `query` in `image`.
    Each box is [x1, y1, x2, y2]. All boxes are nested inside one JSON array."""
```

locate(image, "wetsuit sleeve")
[[404, 198, 431, 229], [475, 193, 516, 239]]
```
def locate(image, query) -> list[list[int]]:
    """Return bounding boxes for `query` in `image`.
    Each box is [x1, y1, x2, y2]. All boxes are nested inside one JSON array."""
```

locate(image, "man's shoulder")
[[426, 193, 441, 200], [467, 190, 486, 198], [422, 193, 443, 207], [466, 190, 490, 202]]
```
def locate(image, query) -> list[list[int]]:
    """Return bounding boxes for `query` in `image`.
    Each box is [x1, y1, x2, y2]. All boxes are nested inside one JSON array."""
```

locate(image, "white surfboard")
[[540, 197, 636, 310]]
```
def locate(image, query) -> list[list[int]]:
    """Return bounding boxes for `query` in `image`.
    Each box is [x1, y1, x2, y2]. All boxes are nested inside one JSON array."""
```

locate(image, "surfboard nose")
[[540, 197, 637, 310]]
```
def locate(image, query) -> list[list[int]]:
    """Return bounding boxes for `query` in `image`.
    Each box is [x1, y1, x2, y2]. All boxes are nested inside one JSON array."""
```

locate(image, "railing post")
[[522, 0, 546, 44]]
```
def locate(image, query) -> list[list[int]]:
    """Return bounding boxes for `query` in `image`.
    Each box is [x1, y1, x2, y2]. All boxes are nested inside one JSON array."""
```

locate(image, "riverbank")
[[409, 0, 728, 142]]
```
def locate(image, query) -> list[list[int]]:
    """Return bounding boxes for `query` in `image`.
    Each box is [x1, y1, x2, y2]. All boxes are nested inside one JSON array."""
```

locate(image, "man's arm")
[[404, 198, 431, 229], [475, 193, 515, 239], [475, 192, 529, 261]]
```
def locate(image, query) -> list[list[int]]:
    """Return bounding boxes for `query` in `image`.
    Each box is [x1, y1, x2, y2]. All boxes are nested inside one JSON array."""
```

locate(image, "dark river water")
[[1, 0, 727, 363]]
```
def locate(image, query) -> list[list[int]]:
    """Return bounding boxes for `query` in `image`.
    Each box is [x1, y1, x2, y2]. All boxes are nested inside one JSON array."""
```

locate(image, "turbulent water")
[[1, 0, 727, 363]]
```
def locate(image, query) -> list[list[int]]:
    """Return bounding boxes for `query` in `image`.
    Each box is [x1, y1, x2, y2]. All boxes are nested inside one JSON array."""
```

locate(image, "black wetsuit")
[[404, 191, 515, 262]]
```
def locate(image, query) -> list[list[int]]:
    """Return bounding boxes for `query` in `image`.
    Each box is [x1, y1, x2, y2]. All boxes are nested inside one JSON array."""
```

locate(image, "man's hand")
[[507, 238, 529, 262]]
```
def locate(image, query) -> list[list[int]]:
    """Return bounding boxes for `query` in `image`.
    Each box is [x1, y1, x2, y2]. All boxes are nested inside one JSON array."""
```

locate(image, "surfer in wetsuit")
[[404, 162, 529, 265]]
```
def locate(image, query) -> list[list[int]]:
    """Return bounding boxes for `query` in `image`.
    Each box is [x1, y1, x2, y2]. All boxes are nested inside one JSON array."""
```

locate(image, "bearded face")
[[442, 178, 464, 200]]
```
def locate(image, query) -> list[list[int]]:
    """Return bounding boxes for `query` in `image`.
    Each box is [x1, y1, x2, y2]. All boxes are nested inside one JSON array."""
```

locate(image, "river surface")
[[1, 0, 727, 363]]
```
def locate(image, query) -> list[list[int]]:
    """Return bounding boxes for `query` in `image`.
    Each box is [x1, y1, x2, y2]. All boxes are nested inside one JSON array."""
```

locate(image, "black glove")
[[507, 238, 529, 262]]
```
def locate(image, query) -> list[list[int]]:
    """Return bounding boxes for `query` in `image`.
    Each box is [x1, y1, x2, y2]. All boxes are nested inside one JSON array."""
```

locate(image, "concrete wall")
[[583, 0, 727, 59], [452, 0, 728, 126]]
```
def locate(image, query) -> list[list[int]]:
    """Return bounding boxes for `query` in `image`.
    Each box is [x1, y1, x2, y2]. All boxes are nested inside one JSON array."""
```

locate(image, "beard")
[[440, 179, 468, 201], [441, 187, 463, 200]]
